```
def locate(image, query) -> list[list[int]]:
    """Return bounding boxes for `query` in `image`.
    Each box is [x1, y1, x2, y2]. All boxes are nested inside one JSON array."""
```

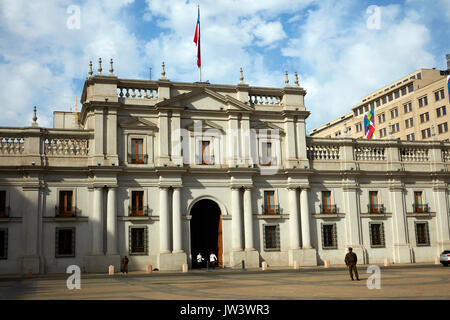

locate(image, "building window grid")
[[405, 118, 414, 129], [0, 228, 7, 259], [436, 106, 446, 118], [415, 222, 430, 247], [321, 223, 337, 249], [403, 102, 412, 114], [421, 128, 431, 139], [420, 112, 429, 123], [369, 222, 385, 248], [58, 190, 74, 217], [406, 133, 415, 141], [0, 191, 6, 218], [263, 224, 280, 251], [390, 108, 398, 119], [438, 122, 448, 134], [131, 138, 144, 164], [131, 191, 145, 216], [129, 226, 148, 255], [55, 227, 75, 258]]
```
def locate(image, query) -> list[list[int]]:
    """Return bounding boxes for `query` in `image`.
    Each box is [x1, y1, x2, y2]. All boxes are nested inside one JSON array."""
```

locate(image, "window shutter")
[[332, 224, 337, 249]]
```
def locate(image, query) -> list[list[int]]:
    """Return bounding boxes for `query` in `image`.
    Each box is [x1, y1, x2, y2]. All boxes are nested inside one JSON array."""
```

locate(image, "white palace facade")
[[0, 60, 449, 274]]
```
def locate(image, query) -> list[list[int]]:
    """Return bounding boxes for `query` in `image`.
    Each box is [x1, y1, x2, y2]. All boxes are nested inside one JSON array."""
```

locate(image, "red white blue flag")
[[193, 7, 201, 68]]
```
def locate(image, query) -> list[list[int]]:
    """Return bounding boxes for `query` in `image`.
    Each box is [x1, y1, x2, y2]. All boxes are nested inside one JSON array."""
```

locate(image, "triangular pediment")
[[119, 117, 159, 131], [251, 121, 285, 135], [185, 119, 225, 133], [156, 87, 253, 112]]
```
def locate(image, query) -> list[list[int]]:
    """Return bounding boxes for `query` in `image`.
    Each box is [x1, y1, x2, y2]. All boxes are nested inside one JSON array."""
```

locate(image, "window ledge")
[[118, 216, 159, 221], [312, 213, 345, 219], [360, 213, 392, 219], [255, 214, 289, 220], [0, 217, 23, 223], [406, 212, 436, 218], [43, 217, 88, 223]]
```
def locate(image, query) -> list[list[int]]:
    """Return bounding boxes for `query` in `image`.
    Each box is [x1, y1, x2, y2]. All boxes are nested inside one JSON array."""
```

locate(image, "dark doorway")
[[190, 199, 222, 269]]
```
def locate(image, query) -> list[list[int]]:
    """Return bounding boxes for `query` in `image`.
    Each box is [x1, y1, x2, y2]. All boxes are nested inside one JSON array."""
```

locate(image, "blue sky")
[[0, 0, 448, 133]]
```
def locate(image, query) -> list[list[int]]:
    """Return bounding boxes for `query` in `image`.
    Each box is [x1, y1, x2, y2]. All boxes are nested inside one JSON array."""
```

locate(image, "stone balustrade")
[[306, 143, 340, 160], [0, 137, 24, 155], [44, 137, 89, 156], [249, 94, 282, 105], [355, 145, 386, 161], [117, 87, 158, 100], [400, 147, 429, 162]]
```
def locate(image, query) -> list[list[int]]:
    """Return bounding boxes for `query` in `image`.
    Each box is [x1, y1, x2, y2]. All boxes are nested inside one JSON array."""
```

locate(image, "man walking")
[[344, 247, 359, 281]]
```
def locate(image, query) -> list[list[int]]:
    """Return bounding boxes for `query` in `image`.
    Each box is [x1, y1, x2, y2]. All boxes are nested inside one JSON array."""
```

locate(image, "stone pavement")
[[0, 263, 448, 300]]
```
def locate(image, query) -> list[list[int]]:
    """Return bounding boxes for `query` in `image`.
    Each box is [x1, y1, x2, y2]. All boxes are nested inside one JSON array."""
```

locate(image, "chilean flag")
[[193, 7, 201, 68]]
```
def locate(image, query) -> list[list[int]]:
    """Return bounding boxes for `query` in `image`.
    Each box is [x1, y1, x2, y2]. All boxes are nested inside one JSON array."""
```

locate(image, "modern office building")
[[0, 60, 449, 274], [310, 56, 450, 141]]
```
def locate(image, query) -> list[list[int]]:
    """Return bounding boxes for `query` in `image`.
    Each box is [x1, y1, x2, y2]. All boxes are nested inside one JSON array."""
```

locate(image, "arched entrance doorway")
[[190, 199, 222, 268]]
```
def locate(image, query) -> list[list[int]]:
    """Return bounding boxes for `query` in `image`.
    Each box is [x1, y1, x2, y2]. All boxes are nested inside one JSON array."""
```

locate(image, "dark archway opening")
[[190, 199, 222, 269]]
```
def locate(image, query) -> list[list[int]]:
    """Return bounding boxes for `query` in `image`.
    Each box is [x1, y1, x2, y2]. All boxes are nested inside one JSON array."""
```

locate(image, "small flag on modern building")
[[364, 108, 375, 139], [193, 6, 201, 68]]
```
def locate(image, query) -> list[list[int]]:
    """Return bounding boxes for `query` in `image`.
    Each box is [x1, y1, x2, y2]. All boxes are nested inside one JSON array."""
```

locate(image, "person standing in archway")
[[210, 251, 218, 269], [197, 252, 204, 269]]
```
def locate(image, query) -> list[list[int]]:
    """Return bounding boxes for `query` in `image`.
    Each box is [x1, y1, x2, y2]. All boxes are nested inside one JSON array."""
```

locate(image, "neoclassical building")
[[0, 60, 449, 274]]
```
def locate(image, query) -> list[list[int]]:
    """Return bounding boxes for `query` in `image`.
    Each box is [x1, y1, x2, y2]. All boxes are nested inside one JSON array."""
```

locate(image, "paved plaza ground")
[[0, 263, 448, 300]]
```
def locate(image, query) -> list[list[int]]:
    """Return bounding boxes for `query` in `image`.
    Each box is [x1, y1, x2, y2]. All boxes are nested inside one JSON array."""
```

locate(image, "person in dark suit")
[[121, 256, 129, 274], [344, 248, 359, 281]]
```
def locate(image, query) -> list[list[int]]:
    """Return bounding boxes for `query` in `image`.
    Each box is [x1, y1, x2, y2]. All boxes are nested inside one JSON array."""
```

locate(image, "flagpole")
[[200, 66, 202, 82]]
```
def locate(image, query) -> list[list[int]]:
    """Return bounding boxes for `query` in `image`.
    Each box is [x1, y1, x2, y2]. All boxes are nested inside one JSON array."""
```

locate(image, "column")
[[158, 111, 170, 166], [172, 187, 183, 253], [300, 188, 312, 248], [231, 187, 243, 251], [289, 188, 301, 249], [389, 182, 410, 263], [159, 187, 170, 253], [227, 114, 239, 166], [296, 119, 308, 161], [106, 187, 118, 255], [433, 184, 450, 250], [92, 187, 103, 254], [241, 115, 251, 165], [284, 117, 297, 165], [243, 188, 254, 251], [94, 108, 104, 160], [171, 111, 182, 165]]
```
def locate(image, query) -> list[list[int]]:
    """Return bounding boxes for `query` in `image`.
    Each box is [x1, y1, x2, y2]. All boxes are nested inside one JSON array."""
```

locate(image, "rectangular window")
[[0, 229, 7, 259], [376, 99, 381, 107], [264, 191, 276, 214], [356, 123, 362, 132], [435, 91, 440, 102], [359, 107, 363, 115], [131, 138, 144, 164], [321, 191, 332, 213], [264, 225, 280, 251], [377, 113, 385, 124], [415, 222, 430, 246], [391, 123, 400, 133], [379, 128, 387, 138], [58, 191, 73, 216], [0, 191, 5, 218], [390, 108, 398, 119], [407, 133, 415, 141], [421, 128, 431, 139], [129, 226, 148, 255], [420, 112, 429, 123], [394, 91, 399, 99], [262, 142, 272, 165], [440, 89, 445, 100], [322, 224, 337, 249], [201, 140, 210, 164], [364, 105, 369, 112], [405, 118, 413, 129], [401, 87, 407, 96], [438, 122, 448, 134], [436, 106, 446, 117], [369, 191, 378, 213], [388, 93, 393, 102], [408, 83, 414, 93], [131, 191, 144, 216], [404, 102, 412, 113], [56, 228, 75, 257], [369, 223, 385, 248], [382, 96, 387, 104]]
